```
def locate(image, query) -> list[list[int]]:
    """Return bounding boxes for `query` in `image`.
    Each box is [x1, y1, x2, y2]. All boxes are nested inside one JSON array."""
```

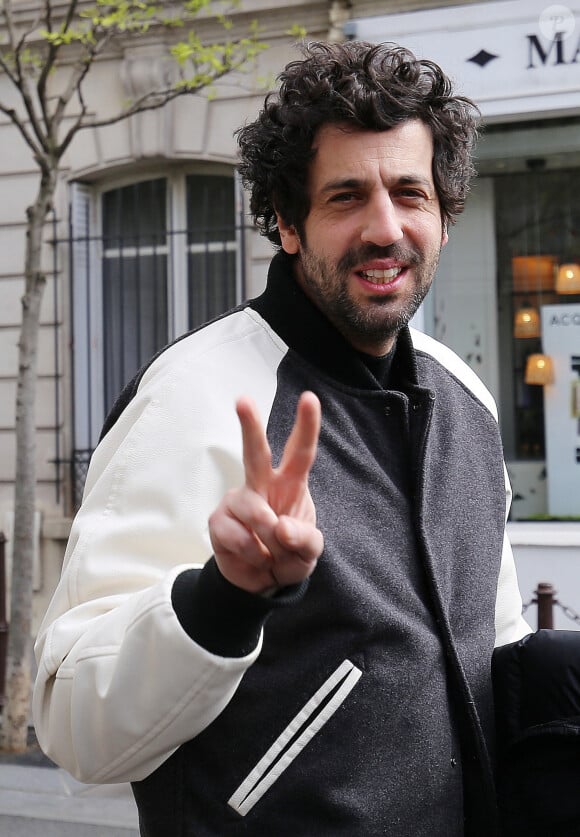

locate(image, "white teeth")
[[361, 267, 402, 283]]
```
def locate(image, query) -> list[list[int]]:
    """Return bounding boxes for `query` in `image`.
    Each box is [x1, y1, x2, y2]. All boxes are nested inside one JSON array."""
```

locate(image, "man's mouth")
[[359, 267, 404, 284]]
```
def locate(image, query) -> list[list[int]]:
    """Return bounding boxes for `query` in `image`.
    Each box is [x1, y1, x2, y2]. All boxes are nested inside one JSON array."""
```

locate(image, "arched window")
[[71, 168, 244, 500]]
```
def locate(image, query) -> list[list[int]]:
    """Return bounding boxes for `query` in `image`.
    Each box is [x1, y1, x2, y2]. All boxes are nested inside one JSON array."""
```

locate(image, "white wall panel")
[[0, 428, 58, 482], [0, 327, 57, 377]]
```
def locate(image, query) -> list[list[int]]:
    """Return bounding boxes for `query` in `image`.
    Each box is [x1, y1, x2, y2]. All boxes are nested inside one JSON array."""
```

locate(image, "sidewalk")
[[0, 760, 139, 836]]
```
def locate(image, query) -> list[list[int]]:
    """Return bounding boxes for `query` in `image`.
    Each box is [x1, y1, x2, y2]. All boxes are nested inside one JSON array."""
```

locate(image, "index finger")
[[236, 396, 273, 495], [278, 391, 321, 481]]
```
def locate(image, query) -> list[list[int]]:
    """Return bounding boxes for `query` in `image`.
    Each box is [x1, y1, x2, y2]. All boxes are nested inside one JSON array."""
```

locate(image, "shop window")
[[496, 164, 580, 461], [433, 119, 580, 521]]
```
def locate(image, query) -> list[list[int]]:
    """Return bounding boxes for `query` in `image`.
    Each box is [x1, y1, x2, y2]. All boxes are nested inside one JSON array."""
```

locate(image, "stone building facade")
[[1, 0, 578, 632]]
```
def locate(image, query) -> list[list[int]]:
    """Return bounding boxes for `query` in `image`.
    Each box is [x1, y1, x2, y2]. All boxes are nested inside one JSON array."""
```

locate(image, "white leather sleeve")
[[33, 310, 284, 783], [494, 467, 533, 646]]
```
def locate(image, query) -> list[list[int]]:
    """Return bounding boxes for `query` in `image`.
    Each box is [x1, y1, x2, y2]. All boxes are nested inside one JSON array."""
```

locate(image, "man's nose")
[[361, 193, 404, 246]]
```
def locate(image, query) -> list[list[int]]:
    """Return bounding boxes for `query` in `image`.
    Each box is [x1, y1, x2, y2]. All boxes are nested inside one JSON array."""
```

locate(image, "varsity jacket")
[[33, 250, 530, 837]]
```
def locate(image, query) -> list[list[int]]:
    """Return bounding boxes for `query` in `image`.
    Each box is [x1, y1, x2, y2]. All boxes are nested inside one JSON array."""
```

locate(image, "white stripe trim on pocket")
[[228, 658, 362, 817]]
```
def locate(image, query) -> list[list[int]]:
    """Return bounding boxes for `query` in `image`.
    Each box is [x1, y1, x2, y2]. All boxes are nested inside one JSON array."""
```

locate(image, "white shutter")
[[70, 182, 104, 450]]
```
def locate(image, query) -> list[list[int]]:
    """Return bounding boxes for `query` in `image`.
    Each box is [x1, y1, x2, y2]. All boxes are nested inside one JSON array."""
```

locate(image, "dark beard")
[[331, 283, 429, 344], [298, 243, 435, 352]]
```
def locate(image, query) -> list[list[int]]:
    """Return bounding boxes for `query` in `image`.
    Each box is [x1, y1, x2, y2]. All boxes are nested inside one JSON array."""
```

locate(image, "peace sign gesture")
[[208, 391, 324, 594]]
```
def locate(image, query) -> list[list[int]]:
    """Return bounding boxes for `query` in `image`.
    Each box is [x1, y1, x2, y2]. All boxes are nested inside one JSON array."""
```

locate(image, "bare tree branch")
[[8, 0, 46, 60], [36, 0, 62, 130], [15, 67, 51, 154], [77, 52, 251, 130], [0, 50, 19, 86], [0, 2, 53, 155], [62, 0, 81, 31], [0, 0, 46, 85], [38, 1, 90, 138], [0, 0, 20, 85], [50, 26, 117, 136], [2, 0, 18, 50], [0, 99, 44, 159], [43, 0, 53, 29]]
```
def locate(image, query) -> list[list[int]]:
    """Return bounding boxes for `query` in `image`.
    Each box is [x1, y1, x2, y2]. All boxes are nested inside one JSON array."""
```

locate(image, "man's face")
[[277, 120, 448, 356]]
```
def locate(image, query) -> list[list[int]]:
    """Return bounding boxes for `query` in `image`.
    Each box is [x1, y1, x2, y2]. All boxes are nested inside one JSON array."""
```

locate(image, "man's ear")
[[441, 221, 449, 248], [276, 212, 301, 255]]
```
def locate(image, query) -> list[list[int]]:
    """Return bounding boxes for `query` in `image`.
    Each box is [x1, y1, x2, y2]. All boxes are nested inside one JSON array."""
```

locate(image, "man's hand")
[[208, 391, 324, 594]]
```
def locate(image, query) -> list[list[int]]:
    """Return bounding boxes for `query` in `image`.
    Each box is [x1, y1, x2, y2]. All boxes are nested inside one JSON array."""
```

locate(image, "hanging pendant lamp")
[[513, 306, 541, 338], [525, 353, 554, 386], [555, 262, 580, 294]]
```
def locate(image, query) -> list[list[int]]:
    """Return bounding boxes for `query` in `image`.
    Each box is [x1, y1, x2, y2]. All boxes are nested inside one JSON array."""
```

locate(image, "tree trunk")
[[0, 169, 56, 752]]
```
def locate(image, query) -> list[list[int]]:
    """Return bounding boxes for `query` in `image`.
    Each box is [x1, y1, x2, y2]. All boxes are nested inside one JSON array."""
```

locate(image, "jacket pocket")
[[228, 658, 362, 816]]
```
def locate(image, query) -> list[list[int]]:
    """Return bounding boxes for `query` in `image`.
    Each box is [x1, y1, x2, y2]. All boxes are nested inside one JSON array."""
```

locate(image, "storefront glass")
[[495, 163, 580, 467], [486, 121, 580, 519]]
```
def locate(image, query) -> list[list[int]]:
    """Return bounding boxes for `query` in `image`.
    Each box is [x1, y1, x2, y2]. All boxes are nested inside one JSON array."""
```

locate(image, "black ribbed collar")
[[249, 250, 419, 392]]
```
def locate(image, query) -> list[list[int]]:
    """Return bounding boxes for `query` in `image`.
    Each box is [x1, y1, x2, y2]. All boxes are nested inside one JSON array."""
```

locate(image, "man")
[[33, 41, 531, 836]]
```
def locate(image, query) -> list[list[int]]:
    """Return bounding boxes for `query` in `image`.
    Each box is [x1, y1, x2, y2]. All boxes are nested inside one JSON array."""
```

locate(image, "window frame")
[[71, 163, 243, 455]]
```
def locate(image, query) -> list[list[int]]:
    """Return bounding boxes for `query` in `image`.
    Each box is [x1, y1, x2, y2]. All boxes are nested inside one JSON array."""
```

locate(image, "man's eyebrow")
[[319, 174, 434, 194], [319, 177, 365, 194], [397, 175, 434, 189]]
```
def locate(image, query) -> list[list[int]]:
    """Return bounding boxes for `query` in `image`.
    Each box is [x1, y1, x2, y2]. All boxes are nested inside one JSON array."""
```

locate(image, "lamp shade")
[[512, 255, 556, 293], [525, 353, 554, 385], [555, 262, 580, 294], [513, 306, 541, 338]]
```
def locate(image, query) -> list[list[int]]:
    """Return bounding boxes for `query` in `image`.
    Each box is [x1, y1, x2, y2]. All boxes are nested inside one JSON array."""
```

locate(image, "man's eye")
[[330, 192, 357, 203], [397, 189, 427, 200]]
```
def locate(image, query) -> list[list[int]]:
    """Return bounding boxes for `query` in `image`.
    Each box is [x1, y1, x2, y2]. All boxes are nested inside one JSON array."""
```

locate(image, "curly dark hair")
[[236, 40, 480, 246]]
